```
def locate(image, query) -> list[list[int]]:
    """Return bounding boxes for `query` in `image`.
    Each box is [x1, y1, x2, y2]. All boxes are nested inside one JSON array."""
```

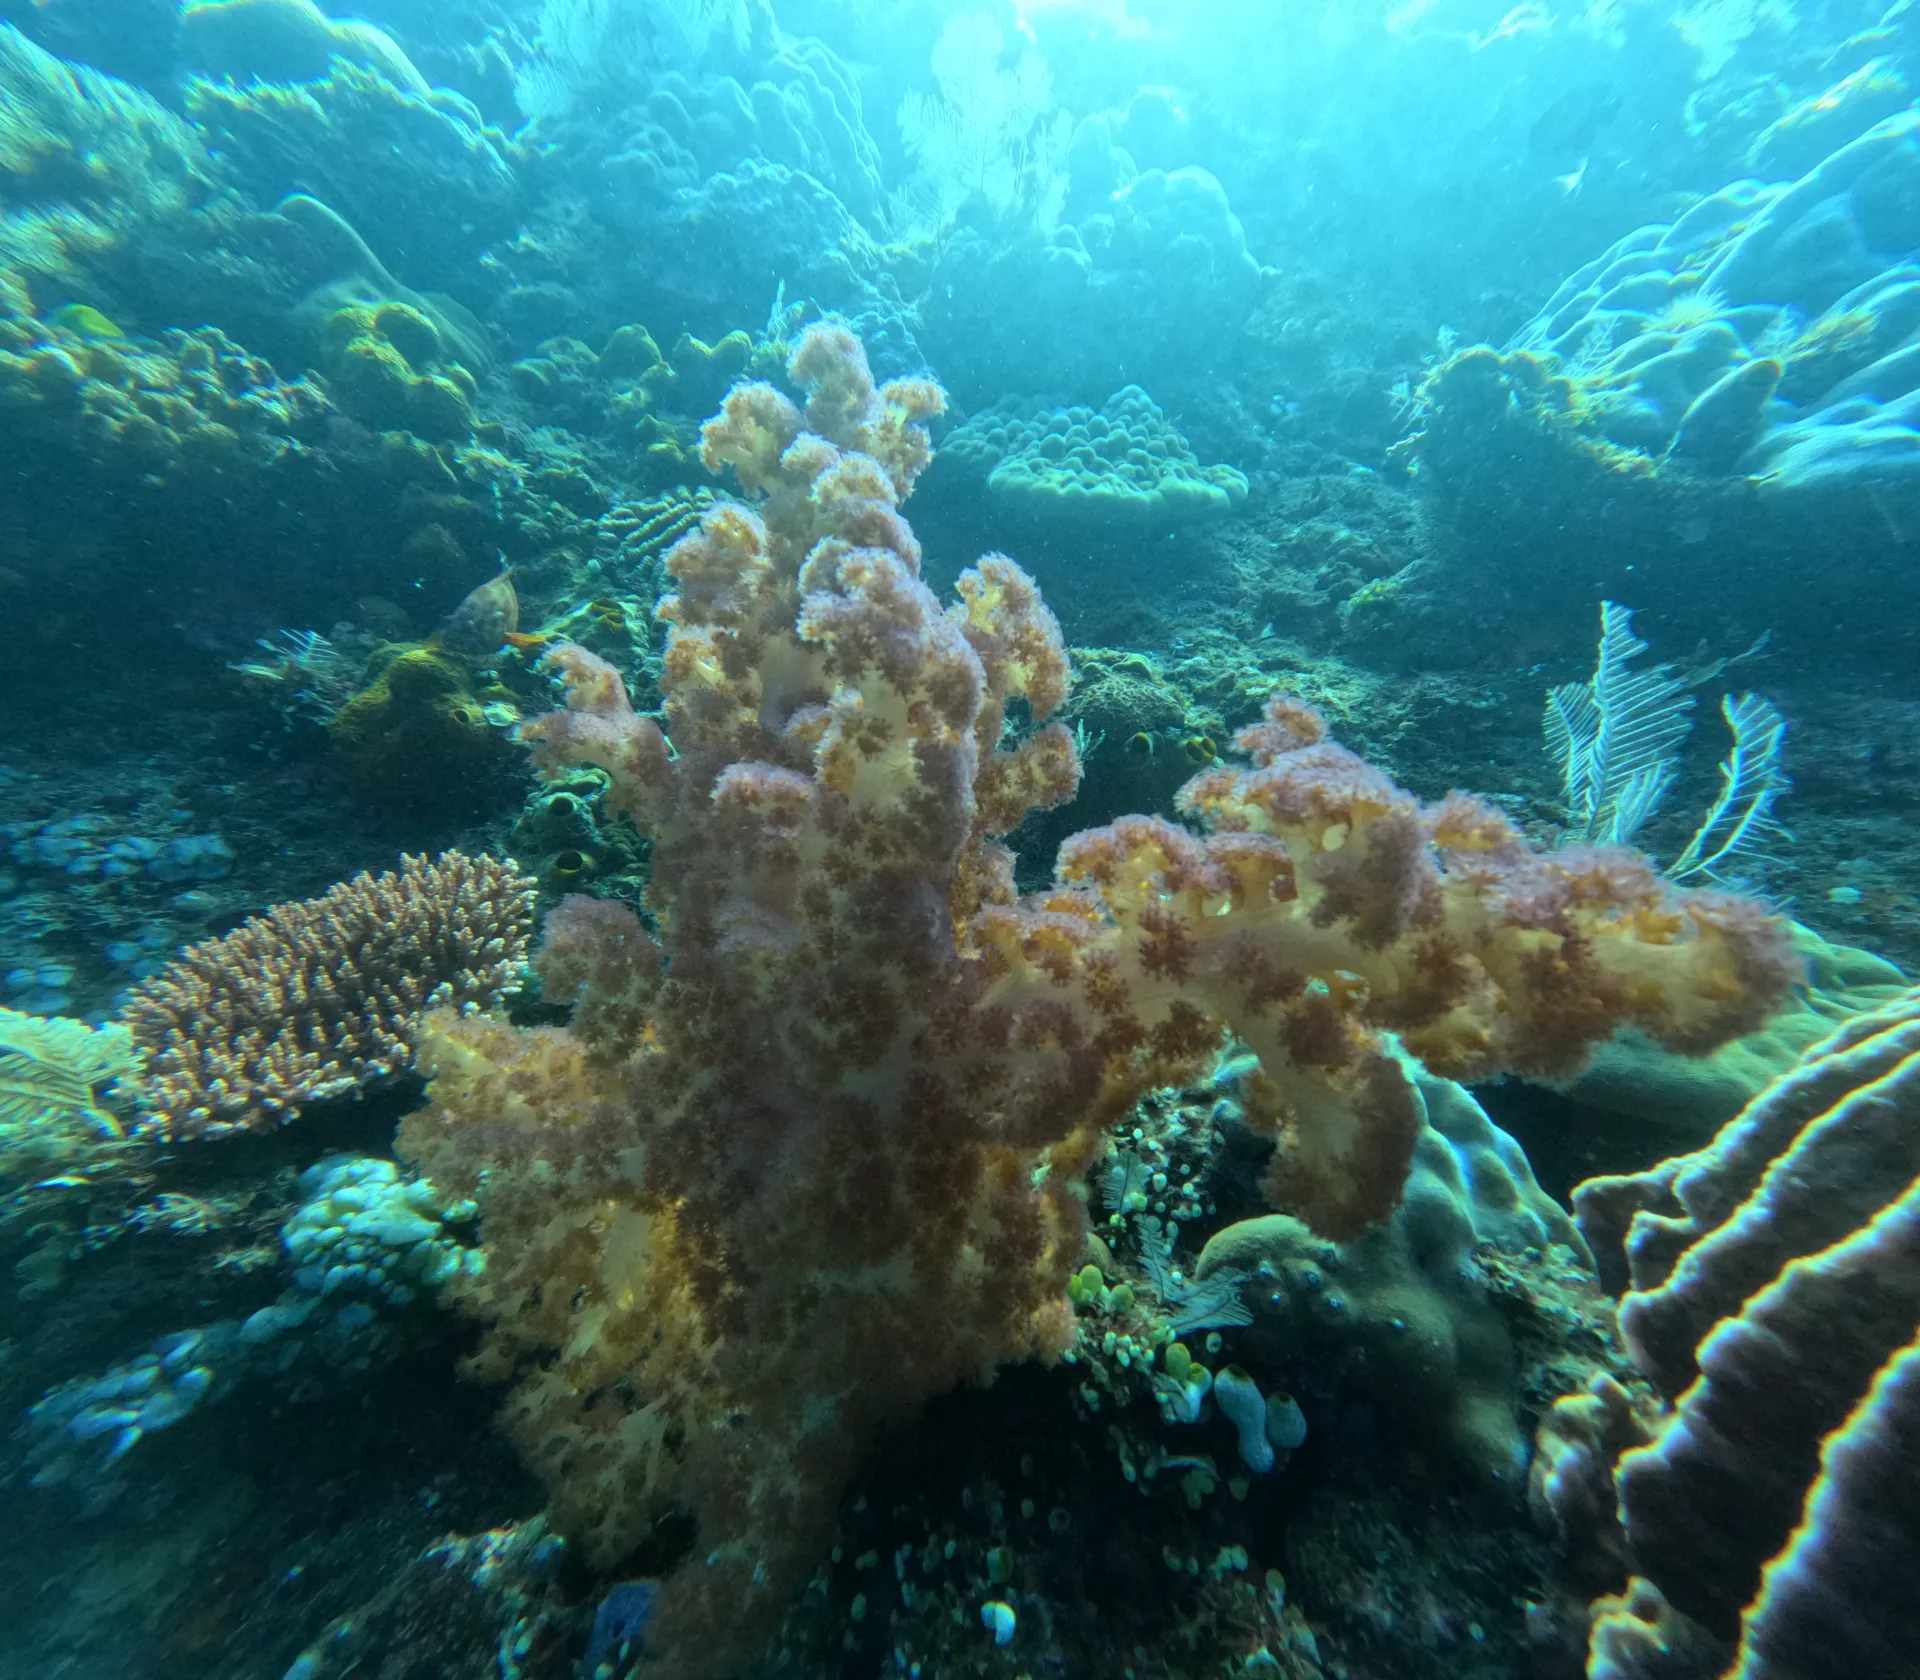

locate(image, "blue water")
[[3, 1, 1918, 1675]]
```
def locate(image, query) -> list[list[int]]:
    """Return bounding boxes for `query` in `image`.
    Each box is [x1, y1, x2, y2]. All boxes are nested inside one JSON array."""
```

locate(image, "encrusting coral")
[[396, 321, 1796, 1674], [125, 851, 534, 1138], [1551, 985, 1920, 1678]]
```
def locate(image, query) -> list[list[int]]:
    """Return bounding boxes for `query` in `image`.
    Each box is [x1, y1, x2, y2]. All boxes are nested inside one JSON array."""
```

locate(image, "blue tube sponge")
[[1212, 1365, 1275, 1474]]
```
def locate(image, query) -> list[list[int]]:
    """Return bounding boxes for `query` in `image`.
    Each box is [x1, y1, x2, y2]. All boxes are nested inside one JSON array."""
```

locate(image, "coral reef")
[[922, 162, 1269, 407], [1500, 109, 1920, 488], [179, 0, 431, 95], [1554, 985, 1920, 1671], [124, 851, 534, 1138], [25, 1153, 481, 1491], [939, 384, 1250, 530], [0, 274, 335, 483], [1566, 923, 1911, 1140], [1198, 1065, 1596, 1491], [186, 62, 518, 295], [0, 23, 210, 298], [582, 45, 887, 232], [278, 1520, 573, 1680], [315, 299, 478, 440], [326, 647, 518, 816], [1396, 108, 1920, 669], [398, 322, 1793, 1673]]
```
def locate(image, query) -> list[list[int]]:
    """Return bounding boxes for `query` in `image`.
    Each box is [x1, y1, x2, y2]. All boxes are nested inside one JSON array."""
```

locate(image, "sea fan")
[[0, 1007, 140, 1175], [1547, 601, 1693, 846]]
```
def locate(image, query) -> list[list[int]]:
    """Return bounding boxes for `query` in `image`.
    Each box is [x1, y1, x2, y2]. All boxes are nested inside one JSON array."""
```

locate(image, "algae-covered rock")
[[327, 646, 514, 817]]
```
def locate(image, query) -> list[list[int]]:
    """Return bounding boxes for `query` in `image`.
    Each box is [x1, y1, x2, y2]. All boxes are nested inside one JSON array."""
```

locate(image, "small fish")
[[48, 303, 126, 340], [1528, 81, 1621, 158], [435, 566, 519, 658], [1554, 159, 1589, 197]]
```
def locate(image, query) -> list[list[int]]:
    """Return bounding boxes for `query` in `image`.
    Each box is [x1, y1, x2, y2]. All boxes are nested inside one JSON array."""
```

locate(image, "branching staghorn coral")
[[125, 851, 534, 1138], [398, 321, 1796, 1674]]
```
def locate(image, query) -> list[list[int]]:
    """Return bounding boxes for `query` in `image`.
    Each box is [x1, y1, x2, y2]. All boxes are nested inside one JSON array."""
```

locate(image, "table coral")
[[125, 851, 534, 1138], [942, 384, 1249, 529], [1557, 985, 1920, 1673], [396, 321, 1795, 1675]]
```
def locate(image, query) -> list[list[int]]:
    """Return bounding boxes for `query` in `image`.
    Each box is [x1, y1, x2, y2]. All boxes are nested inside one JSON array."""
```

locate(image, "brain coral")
[[1555, 985, 1920, 1674], [942, 385, 1249, 529]]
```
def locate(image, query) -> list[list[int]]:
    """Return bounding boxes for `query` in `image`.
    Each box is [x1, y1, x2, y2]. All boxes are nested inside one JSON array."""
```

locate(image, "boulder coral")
[[941, 384, 1250, 530], [1198, 1066, 1596, 1492], [326, 647, 515, 815]]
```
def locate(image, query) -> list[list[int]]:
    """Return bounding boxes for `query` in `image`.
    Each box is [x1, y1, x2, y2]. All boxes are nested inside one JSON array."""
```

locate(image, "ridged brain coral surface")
[[401, 322, 1798, 1678], [1568, 986, 1920, 1674]]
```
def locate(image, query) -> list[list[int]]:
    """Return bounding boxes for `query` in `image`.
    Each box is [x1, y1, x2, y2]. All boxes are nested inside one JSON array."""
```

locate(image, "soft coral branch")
[[402, 321, 1797, 1675]]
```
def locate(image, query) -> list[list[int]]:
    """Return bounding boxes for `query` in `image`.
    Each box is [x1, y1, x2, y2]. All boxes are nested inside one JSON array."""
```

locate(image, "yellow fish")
[[49, 303, 126, 340]]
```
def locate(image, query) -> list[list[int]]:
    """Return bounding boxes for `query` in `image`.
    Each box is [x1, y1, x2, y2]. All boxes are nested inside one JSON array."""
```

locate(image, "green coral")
[[327, 646, 515, 817], [0, 287, 333, 474], [945, 385, 1249, 529], [318, 301, 476, 441]]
